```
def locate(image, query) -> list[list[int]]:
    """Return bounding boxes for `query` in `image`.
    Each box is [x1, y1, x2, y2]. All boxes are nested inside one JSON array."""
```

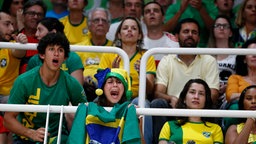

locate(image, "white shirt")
[[143, 32, 179, 61]]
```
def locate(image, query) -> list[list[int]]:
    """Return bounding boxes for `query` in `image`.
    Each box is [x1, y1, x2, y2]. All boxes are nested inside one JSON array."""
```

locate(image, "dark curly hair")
[[37, 32, 70, 59]]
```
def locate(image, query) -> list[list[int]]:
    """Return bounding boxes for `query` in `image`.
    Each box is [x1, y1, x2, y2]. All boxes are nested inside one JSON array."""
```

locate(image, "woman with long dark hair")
[[158, 79, 223, 144]]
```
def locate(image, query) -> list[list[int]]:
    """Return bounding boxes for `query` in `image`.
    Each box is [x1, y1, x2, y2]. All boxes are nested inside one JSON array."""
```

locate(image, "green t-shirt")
[[165, 0, 218, 47], [9, 66, 87, 142]]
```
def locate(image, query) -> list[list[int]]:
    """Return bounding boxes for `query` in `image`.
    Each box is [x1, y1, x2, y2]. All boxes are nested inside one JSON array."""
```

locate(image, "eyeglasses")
[[24, 11, 44, 18], [214, 23, 230, 29], [91, 18, 109, 24]]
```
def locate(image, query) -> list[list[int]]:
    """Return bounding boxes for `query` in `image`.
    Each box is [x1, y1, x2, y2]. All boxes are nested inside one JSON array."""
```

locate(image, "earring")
[[114, 39, 122, 48], [136, 39, 143, 49]]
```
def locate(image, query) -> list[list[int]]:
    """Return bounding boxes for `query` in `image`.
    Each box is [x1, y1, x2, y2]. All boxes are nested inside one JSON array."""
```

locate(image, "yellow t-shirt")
[[159, 121, 223, 144], [60, 15, 89, 44], [237, 123, 256, 143], [76, 39, 113, 82], [99, 50, 156, 97], [0, 49, 20, 95]]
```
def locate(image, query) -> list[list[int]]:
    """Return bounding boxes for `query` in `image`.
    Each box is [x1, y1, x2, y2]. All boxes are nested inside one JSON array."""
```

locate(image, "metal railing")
[[138, 47, 256, 107], [2, 43, 256, 143], [0, 42, 130, 73]]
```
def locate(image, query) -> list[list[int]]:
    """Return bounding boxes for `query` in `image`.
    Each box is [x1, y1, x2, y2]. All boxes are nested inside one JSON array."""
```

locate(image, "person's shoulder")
[[158, 54, 176, 65], [163, 32, 179, 43], [77, 37, 91, 45], [60, 70, 80, 83], [199, 55, 217, 61], [0, 49, 14, 58], [109, 21, 121, 31], [68, 51, 80, 59], [229, 74, 242, 79], [110, 21, 121, 27], [163, 54, 176, 60], [18, 66, 40, 80], [29, 54, 40, 61], [59, 15, 69, 23], [205, 121, 222, 130], [205, 121, 221, 126]]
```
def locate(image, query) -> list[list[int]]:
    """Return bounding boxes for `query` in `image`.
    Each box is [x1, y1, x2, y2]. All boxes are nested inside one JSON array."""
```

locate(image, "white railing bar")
[[139, 48, 256, 108], [57, 105, 64, 144], [1, 104, 256, 118], [44, 105, 50, 144], [0, 42, 130, 73]]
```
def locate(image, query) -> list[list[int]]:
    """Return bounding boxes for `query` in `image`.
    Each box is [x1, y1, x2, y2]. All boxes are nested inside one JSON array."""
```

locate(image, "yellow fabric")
[[226, 74, 250, 102], [76, 38, 113, 82], [0, 49, 20, 95], [159, 121, 223, 143], [237, 123, 256, 143], [99, 50, 156, 97], [60, 16, 89, 44]]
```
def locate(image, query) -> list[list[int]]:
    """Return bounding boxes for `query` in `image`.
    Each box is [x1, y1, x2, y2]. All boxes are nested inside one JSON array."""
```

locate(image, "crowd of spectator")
[[1, 0, 256, 143]]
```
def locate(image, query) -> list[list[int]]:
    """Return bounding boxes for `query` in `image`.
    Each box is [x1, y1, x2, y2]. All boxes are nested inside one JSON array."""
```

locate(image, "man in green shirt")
[[4, 33, 87, 144]]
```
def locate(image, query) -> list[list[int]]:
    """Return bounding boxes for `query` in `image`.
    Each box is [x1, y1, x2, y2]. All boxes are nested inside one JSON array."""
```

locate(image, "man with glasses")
[[77, 8, 113, 102], [19, 0, 47, 74], [106, 0, 147, 41]]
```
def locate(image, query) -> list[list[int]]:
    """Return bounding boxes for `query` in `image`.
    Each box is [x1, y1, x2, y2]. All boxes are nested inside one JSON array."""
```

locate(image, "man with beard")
[[0, 11, 27, 143], [150, 18, 219, 143]]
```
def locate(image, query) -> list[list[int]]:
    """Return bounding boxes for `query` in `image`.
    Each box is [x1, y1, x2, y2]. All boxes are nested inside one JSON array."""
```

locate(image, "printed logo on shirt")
[[0, 58, 7, 67], [202, 131, 211, 138], [83, 28, 88, 34], [186, 140, 196, 144], [85, 57, 100, 66]]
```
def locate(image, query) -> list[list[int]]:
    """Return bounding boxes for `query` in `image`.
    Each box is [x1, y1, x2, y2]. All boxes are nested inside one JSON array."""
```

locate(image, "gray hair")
[[87, 8, 112, 26]]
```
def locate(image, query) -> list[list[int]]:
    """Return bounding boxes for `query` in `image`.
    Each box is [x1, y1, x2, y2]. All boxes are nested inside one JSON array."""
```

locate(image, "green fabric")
[[66, 103, 87, 144], [164, 0, 218, 47], [169, 121, 183, 144], [8, 66, 87, 142], [223, 101, 240, 134], [67, 102, 141, 144]]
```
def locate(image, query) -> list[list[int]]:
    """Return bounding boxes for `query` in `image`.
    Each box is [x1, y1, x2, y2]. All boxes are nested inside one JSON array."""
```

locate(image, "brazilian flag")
[[67, 102, 141, 144]]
